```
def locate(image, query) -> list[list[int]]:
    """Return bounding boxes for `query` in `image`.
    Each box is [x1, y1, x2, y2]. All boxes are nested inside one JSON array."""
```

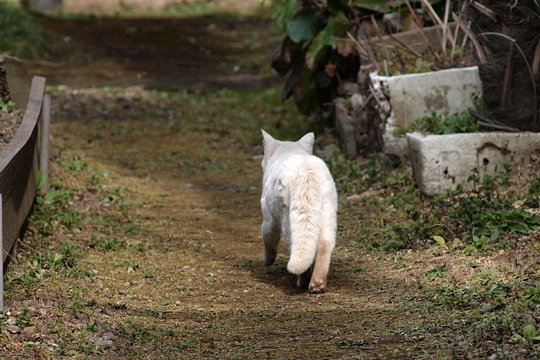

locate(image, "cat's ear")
[[298, 132, 314, 154], [261, 129, 279, 157]]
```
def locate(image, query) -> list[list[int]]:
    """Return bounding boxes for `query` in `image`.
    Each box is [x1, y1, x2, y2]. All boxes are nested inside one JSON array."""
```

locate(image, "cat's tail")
[[287, 164, 321, 275]]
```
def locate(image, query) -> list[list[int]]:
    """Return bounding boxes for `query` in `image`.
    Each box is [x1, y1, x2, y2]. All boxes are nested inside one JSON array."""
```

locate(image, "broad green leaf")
[[327, 0, 350, 14], [305, 12, 349, 68], [287, 7, 324, 44], [432, 235, 446, 247], [524, 324, 537, 339]]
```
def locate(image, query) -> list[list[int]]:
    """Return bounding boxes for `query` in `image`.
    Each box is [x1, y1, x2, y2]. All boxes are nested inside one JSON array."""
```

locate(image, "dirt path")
[[3, 12, 540, 360], [43, 87, 422, 359], [29, 15, 278, 89]]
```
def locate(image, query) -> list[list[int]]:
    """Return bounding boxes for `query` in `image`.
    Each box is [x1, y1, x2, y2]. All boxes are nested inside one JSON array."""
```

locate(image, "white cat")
[[260, 130, 337, 293]]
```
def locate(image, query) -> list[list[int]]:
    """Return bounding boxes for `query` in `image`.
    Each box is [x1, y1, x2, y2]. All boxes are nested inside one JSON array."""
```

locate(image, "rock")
[[334, 98, 358, 158], [95, 322, 109, 332], [338, 81, 359, 96], [102, 332, 116, 341], [351, 94, 365, 110], [91, 336, 113, 349], [6, 325, 21, 334], [22, 326, 37, 340]]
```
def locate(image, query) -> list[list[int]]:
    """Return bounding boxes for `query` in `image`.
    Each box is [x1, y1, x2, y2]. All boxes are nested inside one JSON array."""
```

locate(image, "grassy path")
[[2, 84, 540, 360], [0, 86, 428, 359]]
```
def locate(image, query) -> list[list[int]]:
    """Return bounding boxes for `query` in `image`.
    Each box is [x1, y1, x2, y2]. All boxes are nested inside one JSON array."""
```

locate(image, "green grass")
[[394, 111, 489, 137], [0, 0, 47, 59]]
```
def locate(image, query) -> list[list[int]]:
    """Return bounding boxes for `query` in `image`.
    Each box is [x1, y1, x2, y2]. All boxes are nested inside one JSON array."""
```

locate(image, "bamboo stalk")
[[442, 0, 451, 51], [418, 0, 455, 47], [533, 38, 540, 76], [404, 0, 440, 60], [453, 13, 487, 64], [501, 40, 515, 107]]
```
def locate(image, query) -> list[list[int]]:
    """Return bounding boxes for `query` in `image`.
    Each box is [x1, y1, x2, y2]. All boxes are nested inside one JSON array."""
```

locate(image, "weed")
[[528, 176, 540, 196], [428, 165, 540, 249], [0, 99, 16, 112], [523, 283, 540, 307], [95, 236, 126, 251], [102, 186, 127, 210], [16, 306, 32, 327], [70, 300, 83, 315], [49, 319, 63, 334], [424, 266, 448, 282], [61, 155, 88, 174], [177, 337, 202, 350], [123, 259, 140, 270], [33, 184, 81, 236], [512, 324, 540, 347], [394, 111, 488, 136]]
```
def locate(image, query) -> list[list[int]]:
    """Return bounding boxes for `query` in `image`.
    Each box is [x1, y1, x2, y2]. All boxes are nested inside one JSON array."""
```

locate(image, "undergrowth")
[[394, 110, 490, 136], [331, 151, 540, 253], [0, 0, 47, 59]]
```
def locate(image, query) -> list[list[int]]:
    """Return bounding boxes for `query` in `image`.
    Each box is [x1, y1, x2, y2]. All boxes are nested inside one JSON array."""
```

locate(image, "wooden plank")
[[0, 76, 45, 264]]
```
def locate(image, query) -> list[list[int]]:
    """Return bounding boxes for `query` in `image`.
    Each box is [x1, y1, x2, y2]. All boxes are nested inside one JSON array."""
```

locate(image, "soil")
[[29, 15, 279, 89], [0, 108, 24, 151], [1, 8, 540, 360]]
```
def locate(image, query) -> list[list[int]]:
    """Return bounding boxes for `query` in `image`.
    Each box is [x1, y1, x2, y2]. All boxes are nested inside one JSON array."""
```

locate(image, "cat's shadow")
[[248, 255, 311, 296]]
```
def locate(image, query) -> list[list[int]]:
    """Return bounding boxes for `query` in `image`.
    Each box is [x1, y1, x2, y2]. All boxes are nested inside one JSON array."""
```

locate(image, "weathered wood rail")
[[1, 76, 46, 265]]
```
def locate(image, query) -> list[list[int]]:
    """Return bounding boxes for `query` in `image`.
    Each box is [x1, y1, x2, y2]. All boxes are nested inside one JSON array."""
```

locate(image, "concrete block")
[[407, 132, 540, 196], [334, 98, 358, 158], [369, 66, 482, 157]]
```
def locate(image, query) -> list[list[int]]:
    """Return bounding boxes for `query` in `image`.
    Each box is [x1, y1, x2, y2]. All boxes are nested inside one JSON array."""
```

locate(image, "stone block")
[[334, 98, 358, 158], [370, 66, 482, 157], [407, 132, 540, 196]]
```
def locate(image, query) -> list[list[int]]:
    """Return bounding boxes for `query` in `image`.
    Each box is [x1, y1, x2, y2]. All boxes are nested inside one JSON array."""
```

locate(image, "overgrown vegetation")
[[395, 110, 491, 136], [332, 150, 540, 253], [270, 0, 471, 117], [0, 0, 47, 58]]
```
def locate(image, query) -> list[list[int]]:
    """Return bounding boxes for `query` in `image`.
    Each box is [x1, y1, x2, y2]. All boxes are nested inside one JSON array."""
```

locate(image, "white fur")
[[260, 130, 337, 292]]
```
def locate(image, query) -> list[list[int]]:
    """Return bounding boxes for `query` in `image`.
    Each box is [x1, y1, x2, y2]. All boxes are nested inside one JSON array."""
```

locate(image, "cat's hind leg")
[[309, 210, 336, 293], [297, 267, 313, 289], [261, 217, 280, 266]]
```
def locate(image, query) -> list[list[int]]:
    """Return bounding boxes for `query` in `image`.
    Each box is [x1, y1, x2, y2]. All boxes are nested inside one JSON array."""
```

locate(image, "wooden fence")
[[1, 75, 46, 265]]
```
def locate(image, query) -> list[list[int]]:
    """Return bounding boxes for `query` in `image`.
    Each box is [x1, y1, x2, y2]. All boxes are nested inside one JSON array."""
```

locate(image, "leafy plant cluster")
[[270, 0, 465, 118], [388, 162, 540, 252], [332, 145, 540, 253], [432, 165, 540, 248], [395, 110, 490, 136], [0, 99, 16, 112], [416, 265, 540, 355]]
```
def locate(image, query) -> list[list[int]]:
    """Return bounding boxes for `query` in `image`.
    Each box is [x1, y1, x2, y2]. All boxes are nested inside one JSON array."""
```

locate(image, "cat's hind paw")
[[308, 279, 327, 294], [263, 252, 276, 266]]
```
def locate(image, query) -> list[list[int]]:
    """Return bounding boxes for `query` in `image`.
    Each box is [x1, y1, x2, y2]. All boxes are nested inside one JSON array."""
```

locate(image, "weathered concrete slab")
[[334, 98, 358, 158], [407, 132, 540, 196], [370, 66, 482, 156]]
